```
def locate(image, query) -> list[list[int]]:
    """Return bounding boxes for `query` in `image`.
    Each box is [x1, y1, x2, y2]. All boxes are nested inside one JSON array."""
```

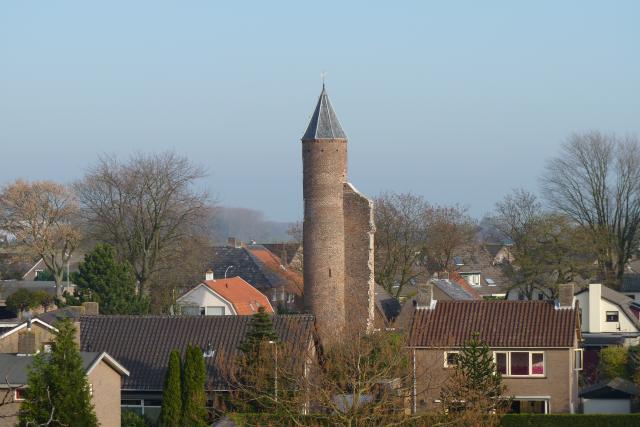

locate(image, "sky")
[[1, 1, 639, 222]]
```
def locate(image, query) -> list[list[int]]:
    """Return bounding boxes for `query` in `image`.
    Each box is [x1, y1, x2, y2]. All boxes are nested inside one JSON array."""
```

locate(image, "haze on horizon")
[[1, 1, 639, 223]]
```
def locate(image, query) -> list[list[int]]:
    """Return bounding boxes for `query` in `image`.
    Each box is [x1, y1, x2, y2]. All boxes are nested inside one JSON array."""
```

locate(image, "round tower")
[[301, 85, 347, 343]]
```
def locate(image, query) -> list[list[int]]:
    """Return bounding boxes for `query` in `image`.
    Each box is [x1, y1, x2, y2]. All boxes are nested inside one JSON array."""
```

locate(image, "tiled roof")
[[453, 245, 513, 296], [245, 245, 303, 295], [80, 315, 315, 391], [210, 246, 272, 290], [408, 300, 577, 348], [374, 284, 401, 324], [622, 273, 640, 292], [434, 276, 480, 300], [202, 277, 274, 315], [261, 243, 301, 266], [302, 85, 347, 141]]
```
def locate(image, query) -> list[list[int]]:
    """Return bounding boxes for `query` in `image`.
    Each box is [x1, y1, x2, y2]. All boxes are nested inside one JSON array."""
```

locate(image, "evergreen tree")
[[181, 345, 208, 427], [72, 243, 149, 314], [440, 332, 507, 424], [238, 306, 279, 356], [19, 319, 98, 427], [159, 350, 183, 427]]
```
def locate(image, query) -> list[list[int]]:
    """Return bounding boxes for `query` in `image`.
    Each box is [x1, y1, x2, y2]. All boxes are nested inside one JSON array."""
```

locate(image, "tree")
[[20, 319, 97, 427], [542, 132, 640, 289], [72, 243, 149, 314], [75, 152, 211, 298], [159, 350, 182, 427], [122, 411, 150, 427], [424, 204, 477, 272], [0, 180, 81, 298], [182, 345, 207, 427], [238, 306, 279, 356], [493, 189, 596, 299], [32, 290, 55, 312], [440, 332, 507, 426], [598, 346, 631, 381], [5, 288, 41, 316], [374, 192, 428, 298], [228, 331, 433, 426]]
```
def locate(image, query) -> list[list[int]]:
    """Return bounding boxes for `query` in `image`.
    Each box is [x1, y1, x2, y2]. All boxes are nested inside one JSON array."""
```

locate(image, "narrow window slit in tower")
[[329, 268, 332, 277]]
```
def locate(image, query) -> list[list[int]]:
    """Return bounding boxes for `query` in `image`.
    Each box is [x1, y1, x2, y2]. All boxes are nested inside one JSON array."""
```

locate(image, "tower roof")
[[302, 85, 347, 141]]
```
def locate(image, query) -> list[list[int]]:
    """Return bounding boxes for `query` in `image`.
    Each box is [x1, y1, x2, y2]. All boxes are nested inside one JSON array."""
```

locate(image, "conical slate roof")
[[302, 85, 347, 141]]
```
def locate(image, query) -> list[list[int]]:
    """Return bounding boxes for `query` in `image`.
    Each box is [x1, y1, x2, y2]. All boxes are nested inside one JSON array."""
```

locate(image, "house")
[[408, 283, 582, 414], [373, 284, 401, 329], [79, 314, 316, 423], [451, 244, 513, 298], [21, 252, 85, 281], [394, 277, 480, 329], [573, 283, 640, 383], [0, 323, 128, 427], [176, 272, 274, 316], [580, 377, 640, 414], [208, 242, 303, 312]]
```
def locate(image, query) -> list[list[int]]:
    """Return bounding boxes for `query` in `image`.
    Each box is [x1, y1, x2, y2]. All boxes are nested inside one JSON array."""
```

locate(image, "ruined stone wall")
[[343, 182, 375, 335], [302, 139, 347, 343]]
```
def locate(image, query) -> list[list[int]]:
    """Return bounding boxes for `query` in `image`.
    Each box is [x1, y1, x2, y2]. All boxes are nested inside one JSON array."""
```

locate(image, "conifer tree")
[[441, 332, 507, 425], [20, 319, 98, 427], [181, 345, 208, 427], [73, 243, 149, 314], [159, 350, 182, 427], [238, 306, 279, 356]]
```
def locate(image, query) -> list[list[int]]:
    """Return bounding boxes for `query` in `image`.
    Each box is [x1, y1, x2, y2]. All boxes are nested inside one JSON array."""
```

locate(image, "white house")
[[177, 271, 274, 316], [574, 283, 640, 347]]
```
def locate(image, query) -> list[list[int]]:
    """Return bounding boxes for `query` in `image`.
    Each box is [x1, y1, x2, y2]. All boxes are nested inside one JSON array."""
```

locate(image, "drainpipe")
[[412, 348, 417, 414]]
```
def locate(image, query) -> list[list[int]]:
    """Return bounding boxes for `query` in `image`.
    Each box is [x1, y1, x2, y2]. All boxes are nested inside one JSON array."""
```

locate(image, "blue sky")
[[1, 1, 639, 222]]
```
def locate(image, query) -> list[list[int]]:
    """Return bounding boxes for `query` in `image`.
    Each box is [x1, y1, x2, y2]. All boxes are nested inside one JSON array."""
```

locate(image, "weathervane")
[[321, 71, 326, 88]]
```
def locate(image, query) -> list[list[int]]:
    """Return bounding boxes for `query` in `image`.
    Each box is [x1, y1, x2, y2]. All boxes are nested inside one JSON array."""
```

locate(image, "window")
[[199, 307, 206, 316], [14, 388, 26, 401], [606, 311, 619, 322], [205, 306, 225, 316], [462, 273, 481, 287], [574, 349, 584, 371], [443, 351, 459, 368], [43, 344, 52, 353], [181, 306, 199, 316], [287, 293, 295, 303], [494, 351, 545, 377], [271, 291, 277, 302]]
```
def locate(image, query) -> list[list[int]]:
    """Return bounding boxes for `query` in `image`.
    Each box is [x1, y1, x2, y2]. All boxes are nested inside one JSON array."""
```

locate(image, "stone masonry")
[[301, 85, 375, 343]]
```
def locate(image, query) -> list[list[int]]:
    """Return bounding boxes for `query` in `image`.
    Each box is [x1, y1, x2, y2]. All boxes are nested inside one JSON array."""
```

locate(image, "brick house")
[[408, 284, 582, 414]]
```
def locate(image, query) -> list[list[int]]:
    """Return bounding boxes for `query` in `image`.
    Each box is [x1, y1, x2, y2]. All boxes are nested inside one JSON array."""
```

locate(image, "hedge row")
[[501, 414, 640, 426], [228, 413, 640, 427]]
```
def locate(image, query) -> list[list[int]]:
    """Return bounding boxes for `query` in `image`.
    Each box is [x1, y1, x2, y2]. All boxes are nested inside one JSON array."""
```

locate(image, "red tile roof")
[[203, 277, 274, 315], [449, 271, 482, 300], [246, 245, 303, 296], [409, 300, 577, 348]]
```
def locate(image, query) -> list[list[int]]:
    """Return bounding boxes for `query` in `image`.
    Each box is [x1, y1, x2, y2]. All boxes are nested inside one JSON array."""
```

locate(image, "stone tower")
[[301, 85, 375, 344]]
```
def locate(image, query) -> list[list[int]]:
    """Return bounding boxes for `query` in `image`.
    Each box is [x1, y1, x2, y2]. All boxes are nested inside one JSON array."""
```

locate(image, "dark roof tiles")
[[409, 300, 577, 348], [80, 315, 314, 391], [302, 85, 347, 141]]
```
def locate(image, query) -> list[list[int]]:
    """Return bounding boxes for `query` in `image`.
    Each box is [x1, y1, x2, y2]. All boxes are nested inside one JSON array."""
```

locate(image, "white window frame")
[[443, 351, 460, 368], [574, 349, 584, 371], [493, 351, 545, 377]]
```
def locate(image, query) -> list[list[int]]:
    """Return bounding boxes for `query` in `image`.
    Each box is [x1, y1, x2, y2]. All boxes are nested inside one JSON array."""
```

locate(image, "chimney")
[[558, 283, 575, 308], [228, 237, 241, 248], [82, 302, 99, 316], [588, 283, 602, 333], [205, 269, 214, 281], [18, 330, 36, 355], [416, 282, 435, 309]]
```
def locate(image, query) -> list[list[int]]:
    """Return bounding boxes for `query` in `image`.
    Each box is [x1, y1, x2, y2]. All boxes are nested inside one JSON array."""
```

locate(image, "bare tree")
[[374, 192, 428, 298], [493, 189, 596, 299], [542, 132, 640, 288], [424, 204, 477, 273], [0, 180, 81, 298], [75, 152, 212, 298]]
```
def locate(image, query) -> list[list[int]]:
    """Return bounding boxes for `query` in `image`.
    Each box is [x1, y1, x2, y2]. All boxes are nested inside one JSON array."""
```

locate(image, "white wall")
[[177, 284, 235, 315], [574, 284, 638, 333], [583, 398, 630, 414]]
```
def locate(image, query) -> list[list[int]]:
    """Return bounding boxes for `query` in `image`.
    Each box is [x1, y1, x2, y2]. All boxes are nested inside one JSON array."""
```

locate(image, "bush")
[[598, 346, 631, 380], [122, 410, 149, 427], [501, 414, 640, 426]]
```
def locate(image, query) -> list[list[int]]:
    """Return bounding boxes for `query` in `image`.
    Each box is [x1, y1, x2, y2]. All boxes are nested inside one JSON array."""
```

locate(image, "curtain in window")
[[532, 353, 544, 375]]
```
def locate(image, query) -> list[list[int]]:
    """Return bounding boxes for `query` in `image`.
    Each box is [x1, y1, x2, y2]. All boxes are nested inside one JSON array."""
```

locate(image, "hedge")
[[501, 414, 640, 426]]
